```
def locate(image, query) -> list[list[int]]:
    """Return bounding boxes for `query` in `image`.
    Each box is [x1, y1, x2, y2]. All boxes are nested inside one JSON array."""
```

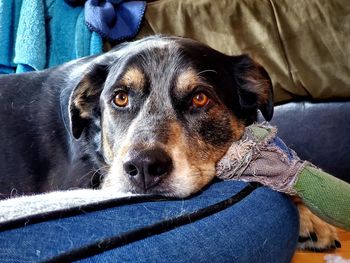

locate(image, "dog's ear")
[[232, 55, 274, 121], [69, 63, 109, 139]]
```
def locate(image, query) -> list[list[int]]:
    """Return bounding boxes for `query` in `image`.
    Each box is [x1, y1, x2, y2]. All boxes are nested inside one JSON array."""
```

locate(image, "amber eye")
[[114, 91, 129, 107], [192, 92, 209, 108]]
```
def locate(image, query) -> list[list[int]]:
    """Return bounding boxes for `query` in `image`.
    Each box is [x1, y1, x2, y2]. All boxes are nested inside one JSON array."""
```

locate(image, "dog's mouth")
[[127, 180, 174, 196]]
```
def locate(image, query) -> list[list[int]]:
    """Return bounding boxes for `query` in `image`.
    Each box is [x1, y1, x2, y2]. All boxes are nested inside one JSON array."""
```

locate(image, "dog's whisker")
[[196, 69, 218, 76], [91, 165, 110, 178], [91, 170, 108, 187], [76, 165, 109, 183]]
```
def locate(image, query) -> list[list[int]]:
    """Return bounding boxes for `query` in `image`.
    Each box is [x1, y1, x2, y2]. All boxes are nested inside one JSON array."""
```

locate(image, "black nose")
[[123, 148, 173, 191]]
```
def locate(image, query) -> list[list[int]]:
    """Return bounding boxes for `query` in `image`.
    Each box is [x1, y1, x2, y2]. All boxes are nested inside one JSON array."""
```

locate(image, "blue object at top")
[[85, 0, 146, 41]]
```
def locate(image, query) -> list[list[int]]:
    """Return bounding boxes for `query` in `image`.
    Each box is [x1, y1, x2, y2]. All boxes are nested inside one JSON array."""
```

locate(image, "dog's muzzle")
[[123, 147, 173, 192]]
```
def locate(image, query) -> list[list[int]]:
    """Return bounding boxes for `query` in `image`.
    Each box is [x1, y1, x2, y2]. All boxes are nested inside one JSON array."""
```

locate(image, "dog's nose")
[[123, 148, 173, 190]]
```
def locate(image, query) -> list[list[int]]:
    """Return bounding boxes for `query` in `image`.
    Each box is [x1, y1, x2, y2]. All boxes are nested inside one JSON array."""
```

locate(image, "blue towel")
[[0, 0, 23, 73], [85, 0, 146, 41], [46, 0, 102, 68], [0, 0, 103, 74], [14, 0, 46, 73]]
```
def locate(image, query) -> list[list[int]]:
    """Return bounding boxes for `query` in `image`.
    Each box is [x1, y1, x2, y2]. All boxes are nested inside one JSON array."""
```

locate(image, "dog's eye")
[[192, 92, 209, 108], [114, 91, 129, 107]]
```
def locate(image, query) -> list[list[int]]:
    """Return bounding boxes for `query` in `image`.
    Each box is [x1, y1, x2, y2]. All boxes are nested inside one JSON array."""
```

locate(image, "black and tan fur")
[[0, 36, 338, 250]]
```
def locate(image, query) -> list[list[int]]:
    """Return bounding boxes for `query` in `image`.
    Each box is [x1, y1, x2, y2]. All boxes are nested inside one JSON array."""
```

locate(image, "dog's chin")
[[133, 182, 202, 198], [102, 178, 200, 198], [102, 173, 215, 199], [129, 186, 191, 198]]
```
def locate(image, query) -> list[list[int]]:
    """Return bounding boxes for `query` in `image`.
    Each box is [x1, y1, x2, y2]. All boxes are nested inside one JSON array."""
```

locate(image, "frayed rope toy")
[[216, 123, 350, 230]]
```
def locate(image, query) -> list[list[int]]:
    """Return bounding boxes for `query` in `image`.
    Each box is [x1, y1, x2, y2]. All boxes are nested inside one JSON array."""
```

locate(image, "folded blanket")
[[0, 0, 103, 74]]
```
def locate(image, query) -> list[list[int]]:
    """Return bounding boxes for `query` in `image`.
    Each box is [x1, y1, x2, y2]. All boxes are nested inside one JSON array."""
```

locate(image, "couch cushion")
[[137, 0, 350, 103], [259, 101, 350, 182]]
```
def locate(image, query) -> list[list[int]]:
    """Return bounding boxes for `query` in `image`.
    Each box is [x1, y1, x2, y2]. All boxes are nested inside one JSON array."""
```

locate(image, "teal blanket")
[[0, 0, 103, 74]]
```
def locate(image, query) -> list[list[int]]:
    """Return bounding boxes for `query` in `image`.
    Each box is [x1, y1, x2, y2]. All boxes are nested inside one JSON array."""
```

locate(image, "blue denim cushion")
[[0, 181, 299, 263]]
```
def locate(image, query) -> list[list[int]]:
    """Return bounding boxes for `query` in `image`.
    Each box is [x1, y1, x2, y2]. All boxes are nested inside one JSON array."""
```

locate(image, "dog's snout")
[[123, 148, 173, 191]]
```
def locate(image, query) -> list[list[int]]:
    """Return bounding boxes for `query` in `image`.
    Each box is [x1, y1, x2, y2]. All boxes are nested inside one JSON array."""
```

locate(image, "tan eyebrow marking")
[[120, 67, 145, 90], [176, 69, 211, 93]]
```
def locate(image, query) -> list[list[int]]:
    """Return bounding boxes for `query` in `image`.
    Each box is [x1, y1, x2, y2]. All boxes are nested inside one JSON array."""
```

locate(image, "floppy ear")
[[233, 55, 274, 121], [69, 64, 109, 139]]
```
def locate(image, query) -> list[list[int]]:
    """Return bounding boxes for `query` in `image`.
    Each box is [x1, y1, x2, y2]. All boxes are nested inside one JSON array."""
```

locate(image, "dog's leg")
[[295, 199, 341, 251]]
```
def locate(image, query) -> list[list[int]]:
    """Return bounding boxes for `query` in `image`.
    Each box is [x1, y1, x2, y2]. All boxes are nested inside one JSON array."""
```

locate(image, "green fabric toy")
[[216, 123, 350, 231]]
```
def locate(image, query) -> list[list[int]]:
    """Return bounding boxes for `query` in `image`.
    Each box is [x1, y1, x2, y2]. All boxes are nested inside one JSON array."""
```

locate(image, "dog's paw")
[[297, 203, 341, 251]]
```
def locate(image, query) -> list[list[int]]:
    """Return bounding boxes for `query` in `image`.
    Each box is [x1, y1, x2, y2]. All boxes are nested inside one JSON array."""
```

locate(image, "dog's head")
[[69, 36, 273, 197]]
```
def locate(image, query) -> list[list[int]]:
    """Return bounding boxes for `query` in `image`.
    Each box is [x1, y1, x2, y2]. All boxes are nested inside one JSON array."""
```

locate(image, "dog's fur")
[[0, 36, 339, 250]]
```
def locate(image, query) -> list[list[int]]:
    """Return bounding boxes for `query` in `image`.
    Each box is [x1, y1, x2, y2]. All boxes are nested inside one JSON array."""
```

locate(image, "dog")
[[0, 35, 339, 250]]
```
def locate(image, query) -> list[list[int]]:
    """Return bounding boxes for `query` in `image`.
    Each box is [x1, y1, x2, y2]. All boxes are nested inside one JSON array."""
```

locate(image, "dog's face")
[[69, 36, 273, 197]]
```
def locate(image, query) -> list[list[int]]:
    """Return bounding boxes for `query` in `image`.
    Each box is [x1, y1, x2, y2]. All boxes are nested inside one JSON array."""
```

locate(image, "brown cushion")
[[137, 0, 350, 103]]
